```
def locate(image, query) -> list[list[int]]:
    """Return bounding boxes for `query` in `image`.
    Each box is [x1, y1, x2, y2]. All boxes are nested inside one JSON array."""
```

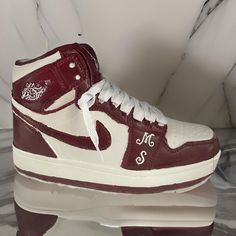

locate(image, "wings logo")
[[21, 80, 50, 101]]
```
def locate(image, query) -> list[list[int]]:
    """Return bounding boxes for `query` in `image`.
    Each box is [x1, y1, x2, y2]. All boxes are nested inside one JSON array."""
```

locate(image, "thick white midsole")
[[13, 146, 221, 188]]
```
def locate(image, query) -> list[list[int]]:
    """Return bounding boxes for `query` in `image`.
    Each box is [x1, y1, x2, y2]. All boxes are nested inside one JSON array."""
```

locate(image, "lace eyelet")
[[69, 62, 76, 68], [75, 75, 81, 81]]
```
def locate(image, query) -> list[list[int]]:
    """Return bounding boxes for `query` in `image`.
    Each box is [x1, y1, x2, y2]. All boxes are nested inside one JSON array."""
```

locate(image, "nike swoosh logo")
[[13, 106, 111, 150]]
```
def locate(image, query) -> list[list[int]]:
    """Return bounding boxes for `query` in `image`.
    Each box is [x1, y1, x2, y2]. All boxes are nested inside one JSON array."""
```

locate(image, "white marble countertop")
[[0, 129, 236, 236]]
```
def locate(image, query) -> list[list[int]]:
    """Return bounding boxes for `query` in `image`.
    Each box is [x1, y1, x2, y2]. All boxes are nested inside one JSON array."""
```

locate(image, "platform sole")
[[13, 146, 221, 194]]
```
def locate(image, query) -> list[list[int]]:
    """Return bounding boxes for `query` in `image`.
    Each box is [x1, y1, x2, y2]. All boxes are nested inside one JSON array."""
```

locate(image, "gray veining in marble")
[[191, 0, 225, 37]]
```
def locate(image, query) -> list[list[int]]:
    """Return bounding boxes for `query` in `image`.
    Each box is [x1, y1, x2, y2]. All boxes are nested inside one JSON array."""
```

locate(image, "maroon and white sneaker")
[[12, 43, 221, 193]]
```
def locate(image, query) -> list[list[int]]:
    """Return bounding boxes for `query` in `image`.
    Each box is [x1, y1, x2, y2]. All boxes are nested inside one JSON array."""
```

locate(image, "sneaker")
[[12, 43, 221, 193]]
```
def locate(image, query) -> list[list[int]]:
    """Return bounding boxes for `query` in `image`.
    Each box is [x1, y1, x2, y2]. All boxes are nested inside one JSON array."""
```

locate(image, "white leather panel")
[[13, 51, 61, 82], [45, 90, 75, 111], [12, 99, 129, 167], [166, 118, 213, 149]]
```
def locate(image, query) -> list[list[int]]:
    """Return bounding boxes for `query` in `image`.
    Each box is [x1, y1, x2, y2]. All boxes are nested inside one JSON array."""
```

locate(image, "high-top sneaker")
[[12, 43, 220, 193]]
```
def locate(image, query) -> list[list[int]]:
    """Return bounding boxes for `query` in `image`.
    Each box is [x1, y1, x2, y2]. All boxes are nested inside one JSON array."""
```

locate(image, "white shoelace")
[[77, 79, 167, 160]]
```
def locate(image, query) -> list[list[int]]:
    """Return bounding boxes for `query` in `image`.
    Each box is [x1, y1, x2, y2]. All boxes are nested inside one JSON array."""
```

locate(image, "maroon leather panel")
[[12, 43, 102, 114], [121, 224, 214, 236], [121, 126, 166, 170], [13, 106, 111, 151], [13, 114, 57, 158], [152, 135, 220, 169], [16, 167, 210, 194], [12, 64, 71, 113], [55, 53, 90, 97], [122, 133, 220, 171], [15, 202, 58, 236], [54, 43, 102, 97]]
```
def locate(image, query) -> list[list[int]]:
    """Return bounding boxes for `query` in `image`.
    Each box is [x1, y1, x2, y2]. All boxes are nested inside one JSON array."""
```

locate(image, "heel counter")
[[13, 113, 56, 158]]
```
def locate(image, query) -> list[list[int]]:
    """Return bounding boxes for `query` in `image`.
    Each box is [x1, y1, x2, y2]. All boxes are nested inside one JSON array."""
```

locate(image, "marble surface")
[[0, 129, 236, 235]]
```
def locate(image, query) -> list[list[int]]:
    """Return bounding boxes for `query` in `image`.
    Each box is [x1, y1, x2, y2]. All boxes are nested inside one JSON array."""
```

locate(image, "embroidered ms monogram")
[[21, 81, 50, 101], [136, 132, 155, 165], [136, 150, 147, 165], [136, 132, 155, 147]]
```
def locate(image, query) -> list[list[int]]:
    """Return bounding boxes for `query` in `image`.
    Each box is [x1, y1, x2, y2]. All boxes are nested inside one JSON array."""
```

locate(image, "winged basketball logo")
[[21, 80, 50, 101]]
